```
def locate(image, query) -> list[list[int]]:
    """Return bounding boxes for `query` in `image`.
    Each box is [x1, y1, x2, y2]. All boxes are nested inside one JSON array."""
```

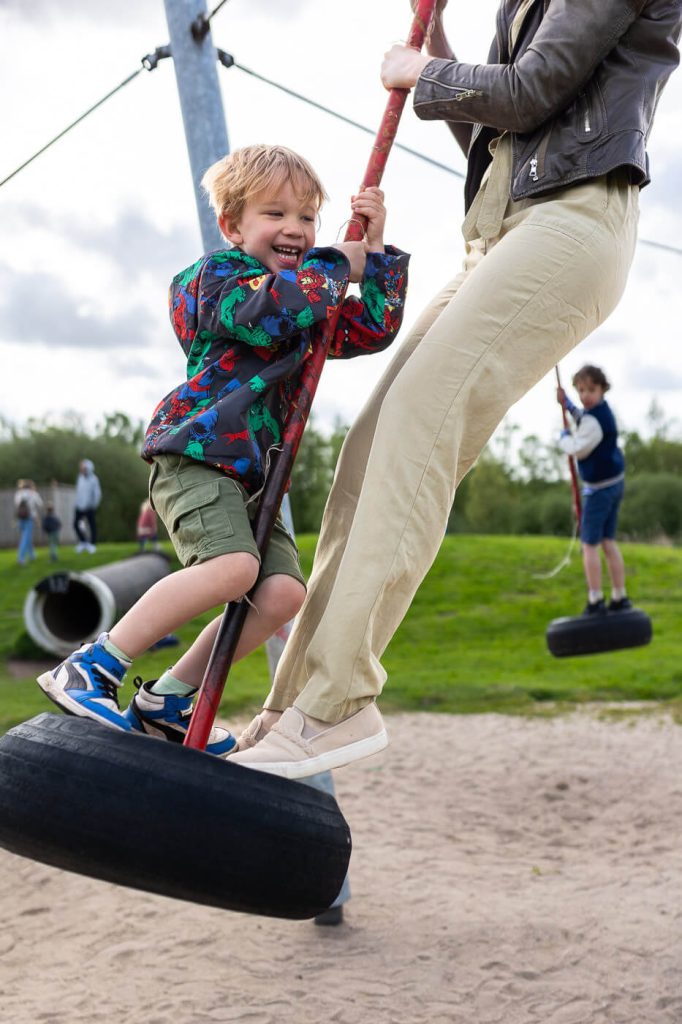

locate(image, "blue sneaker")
[[122, 678, 237, 758], [37, 632, 132, 731]]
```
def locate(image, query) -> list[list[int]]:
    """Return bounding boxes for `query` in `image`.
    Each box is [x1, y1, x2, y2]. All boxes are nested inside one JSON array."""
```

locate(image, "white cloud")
[[1, 0, 681, 453]]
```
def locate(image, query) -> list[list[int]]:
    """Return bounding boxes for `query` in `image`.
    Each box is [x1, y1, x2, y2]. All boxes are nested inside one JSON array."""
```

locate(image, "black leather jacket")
[[413, 0, 682, 210]]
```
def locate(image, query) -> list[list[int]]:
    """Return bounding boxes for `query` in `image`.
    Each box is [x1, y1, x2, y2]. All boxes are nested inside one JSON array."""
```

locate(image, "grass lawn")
[[1, 535, 681, 734]]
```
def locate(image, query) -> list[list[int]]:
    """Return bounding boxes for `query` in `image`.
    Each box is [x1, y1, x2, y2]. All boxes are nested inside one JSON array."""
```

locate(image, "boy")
[[557, 365, 629, 616], [37, 144, 409, 756], [42, 502, 62, 562]]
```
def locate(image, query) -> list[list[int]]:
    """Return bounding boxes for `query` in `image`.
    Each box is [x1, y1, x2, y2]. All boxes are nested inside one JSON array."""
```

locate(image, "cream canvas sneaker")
[[228, 703, 388, 779], [236, 710, 281, 751]]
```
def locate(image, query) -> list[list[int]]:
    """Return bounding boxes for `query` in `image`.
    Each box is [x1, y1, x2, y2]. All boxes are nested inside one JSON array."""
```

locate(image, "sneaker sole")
[[37, 672, 130, 732], [234, 729, 389, 780]]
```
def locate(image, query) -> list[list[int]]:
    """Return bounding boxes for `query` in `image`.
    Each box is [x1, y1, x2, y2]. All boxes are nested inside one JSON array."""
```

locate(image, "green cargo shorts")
[[148, 454, 305, 585]]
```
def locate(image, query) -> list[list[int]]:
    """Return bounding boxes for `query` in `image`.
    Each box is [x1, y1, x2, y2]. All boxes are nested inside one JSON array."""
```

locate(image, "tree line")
[[1, 405, 680, 543], [0, 412, 347, 543], [450, 406, 682, 542]]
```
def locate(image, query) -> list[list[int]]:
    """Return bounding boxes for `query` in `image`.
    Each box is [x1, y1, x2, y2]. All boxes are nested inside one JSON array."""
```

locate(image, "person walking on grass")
[[74, 459, 102, 554], [557, 365, 630, 617], [14, 479, 43, 566], [228, 0, 681, 780], [42, 502, 62, 563], [136, 499, 160, 552], [36, 143, 409, 757]]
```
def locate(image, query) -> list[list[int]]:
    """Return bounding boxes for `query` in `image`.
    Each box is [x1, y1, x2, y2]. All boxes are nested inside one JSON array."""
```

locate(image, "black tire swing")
[[545, 367, 652, 659], [546, 604, 652, 658], [0, 394, 352, 922], [0, 4, 439, 919], [0, 714, 349, 919]]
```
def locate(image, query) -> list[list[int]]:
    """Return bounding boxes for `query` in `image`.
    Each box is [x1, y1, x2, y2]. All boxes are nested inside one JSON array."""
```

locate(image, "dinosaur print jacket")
[[142, 245, 409, 494]]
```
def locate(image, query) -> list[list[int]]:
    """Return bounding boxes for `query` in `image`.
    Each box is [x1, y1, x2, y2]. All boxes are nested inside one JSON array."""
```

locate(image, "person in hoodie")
[[74, 459, 102, 554], [36, 143, 409, 756], [557, 365, 630, 617]]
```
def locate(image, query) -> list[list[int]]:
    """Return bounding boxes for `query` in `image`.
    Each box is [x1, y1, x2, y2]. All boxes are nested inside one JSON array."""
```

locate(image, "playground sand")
[[1, 709, 681, 1023]]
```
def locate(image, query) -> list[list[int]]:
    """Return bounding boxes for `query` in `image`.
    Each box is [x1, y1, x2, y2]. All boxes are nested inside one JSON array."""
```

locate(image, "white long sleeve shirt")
[[558, 413, 603, 461]]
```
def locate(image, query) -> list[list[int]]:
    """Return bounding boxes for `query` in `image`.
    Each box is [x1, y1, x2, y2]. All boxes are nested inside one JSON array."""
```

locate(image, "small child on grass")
[[37, 143, 409, 756], [557, 364, 630, 616], [42, 503, 62, 562], [136, 499, 160, 552]]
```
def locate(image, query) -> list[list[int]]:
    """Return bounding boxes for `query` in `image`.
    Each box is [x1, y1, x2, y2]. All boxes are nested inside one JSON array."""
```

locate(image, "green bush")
[[619, 473, 682, 541], [539, 489, 574, 536], [0, 419, 151, 543]]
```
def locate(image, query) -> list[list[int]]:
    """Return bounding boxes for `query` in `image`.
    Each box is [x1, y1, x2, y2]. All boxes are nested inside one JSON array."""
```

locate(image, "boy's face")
[[576, 378, 605, 410], [220, 180, 317, 274]]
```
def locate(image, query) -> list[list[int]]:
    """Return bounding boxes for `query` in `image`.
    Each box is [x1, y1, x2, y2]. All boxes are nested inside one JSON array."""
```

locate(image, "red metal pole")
[[185, 0, 439, 750], [555, 365, 582, 527]]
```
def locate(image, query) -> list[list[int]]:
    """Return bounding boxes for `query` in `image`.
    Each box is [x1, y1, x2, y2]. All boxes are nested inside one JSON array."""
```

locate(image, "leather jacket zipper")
[[528, 127, 552, 183], [581, 92, 592, 134], [419, 76, 483, 101]]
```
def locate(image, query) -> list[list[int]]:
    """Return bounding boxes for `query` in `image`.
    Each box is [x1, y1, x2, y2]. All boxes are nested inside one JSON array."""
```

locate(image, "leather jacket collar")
[[413, 0, 682, 210]]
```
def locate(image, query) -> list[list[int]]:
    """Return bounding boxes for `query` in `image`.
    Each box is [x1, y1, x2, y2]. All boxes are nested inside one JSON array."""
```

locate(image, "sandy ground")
[[1, 709, 681, 1024]]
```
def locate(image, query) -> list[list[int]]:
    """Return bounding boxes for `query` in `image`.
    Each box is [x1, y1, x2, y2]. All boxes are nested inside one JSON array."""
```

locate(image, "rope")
[[191, 0, 233, 41], [2, 36, 682, 262], [206, 0, 232, 20], [531, 519, 580, 580], [0, 68, 142, 189], [639, 238, 682, 256], [555, 364, 582, 524], [533, 366, 581, 581], [217, 52, 465, 180], [0, 47, 170, 191]]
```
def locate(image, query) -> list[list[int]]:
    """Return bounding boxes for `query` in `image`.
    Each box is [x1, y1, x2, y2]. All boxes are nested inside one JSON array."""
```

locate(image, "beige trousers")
[[265, 141, 640, 721]]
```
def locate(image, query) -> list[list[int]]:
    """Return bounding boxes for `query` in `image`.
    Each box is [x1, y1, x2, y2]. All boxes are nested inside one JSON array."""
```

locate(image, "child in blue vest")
[[557, 365, 630, 616]]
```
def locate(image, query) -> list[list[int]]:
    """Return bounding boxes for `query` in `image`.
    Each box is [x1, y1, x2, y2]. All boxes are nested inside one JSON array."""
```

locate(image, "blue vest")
[[578, 400, 625, 483]]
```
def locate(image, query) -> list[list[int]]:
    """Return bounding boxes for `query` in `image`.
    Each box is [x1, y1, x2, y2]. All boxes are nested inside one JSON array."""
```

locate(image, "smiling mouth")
[[273, 246, 302, 263]]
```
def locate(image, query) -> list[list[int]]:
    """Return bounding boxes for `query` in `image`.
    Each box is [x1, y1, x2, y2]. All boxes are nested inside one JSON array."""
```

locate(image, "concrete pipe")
[[23, 553, 171, 658]]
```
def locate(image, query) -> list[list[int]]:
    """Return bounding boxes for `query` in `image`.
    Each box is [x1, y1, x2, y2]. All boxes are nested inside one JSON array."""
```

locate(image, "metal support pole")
[[163, 0, 228, 251]]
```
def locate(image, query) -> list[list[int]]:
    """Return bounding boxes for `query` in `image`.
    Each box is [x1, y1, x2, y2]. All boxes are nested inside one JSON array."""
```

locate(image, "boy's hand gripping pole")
[[184, 0, 439, 752], [555, 365, 582, 527]]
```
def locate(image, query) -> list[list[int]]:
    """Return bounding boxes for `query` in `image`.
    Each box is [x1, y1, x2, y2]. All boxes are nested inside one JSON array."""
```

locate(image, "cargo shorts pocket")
[[168, 481, 234, 566], [147, 461, 160, 507]]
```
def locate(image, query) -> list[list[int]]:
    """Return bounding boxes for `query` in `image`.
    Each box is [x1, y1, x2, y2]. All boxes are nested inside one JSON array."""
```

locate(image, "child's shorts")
[[149, 454, 305, 585], [580, 479, 625, 545]]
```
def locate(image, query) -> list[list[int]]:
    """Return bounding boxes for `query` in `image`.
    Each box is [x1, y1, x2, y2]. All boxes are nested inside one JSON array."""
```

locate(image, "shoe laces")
[[132, 676, 153, 693], [90, 666, 122, 705]]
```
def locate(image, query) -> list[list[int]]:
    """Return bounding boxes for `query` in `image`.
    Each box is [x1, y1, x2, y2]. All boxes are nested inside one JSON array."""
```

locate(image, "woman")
[[14, 479, 43, 566], [230, 0, 682, 778]]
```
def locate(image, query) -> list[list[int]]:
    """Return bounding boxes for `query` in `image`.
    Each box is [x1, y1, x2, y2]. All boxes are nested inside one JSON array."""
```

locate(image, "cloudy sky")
[[2, 0, 681, 458]]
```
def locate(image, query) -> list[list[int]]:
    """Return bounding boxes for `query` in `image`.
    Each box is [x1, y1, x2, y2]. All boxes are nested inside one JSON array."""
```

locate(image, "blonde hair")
[[201, 144, 327, 229]]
